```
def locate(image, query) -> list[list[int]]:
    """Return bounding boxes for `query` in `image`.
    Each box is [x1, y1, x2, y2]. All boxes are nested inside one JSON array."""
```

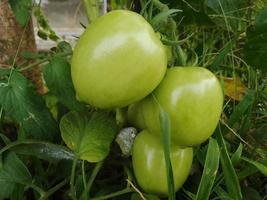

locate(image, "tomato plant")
[[132, 130, 193, 196], [141, 67, 224, 146], [71, 10, 167, 109]]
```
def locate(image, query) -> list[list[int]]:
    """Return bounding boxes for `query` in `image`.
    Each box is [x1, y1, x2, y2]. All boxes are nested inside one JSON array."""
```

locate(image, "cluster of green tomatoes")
[[71, 10, 223, 196]]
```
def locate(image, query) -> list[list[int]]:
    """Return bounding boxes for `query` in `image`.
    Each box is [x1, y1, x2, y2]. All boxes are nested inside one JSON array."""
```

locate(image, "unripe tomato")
[[132, 130, 193, 196], [71, 10, 167, 109], [127, 102, 146, 130], [142, 67, 223, 146]]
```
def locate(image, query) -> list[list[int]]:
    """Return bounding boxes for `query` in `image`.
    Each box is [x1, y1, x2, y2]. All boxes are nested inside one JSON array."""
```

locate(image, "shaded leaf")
[[195, 138, 220, 200], [0, 70, 59, 141], [244, 4, 267, 72], [216, 128, 243, 200], [60, 111, 118, 162], [8, 0, 31, 27], [0, 152, 32, 185], [43, 56, 85, 111], [242, 157, 267, 176], [228, 90, 255, 126], [242, 187, 262, 200], [5, 140, 75, 162], [231, 143, 243, 166]]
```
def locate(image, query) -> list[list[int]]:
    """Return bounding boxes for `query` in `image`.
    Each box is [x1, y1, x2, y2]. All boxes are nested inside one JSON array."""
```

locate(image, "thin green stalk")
[[82, 160, 87, 193], [82, 0, 99, 23], [19, 51, 72, 72], [80, 161, 104, 199], [70, 156, 79, 200], [27, 183, 46, 198], [90, 188, 134, 200], [39, 179, 69, 200], [86, 161, 103, 193]]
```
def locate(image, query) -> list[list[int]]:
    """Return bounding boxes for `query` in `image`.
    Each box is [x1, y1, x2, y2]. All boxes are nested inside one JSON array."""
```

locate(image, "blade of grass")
[[157, 99, 175, 200], [195, 138, 220, 200], [216, 126, 243, 200]]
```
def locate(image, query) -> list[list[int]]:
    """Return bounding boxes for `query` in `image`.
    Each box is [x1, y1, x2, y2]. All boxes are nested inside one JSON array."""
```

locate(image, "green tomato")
[[127, 102, 146, 130], [71, 10, 167, 109], [142, 67, 223, 146], [132, 130, 193, 196]]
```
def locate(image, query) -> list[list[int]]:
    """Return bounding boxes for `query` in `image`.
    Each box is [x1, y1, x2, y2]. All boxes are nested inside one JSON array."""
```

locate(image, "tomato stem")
[[90, 187, 134, 200], [70, 156, 78, 200], [82, 0, 100, 23]]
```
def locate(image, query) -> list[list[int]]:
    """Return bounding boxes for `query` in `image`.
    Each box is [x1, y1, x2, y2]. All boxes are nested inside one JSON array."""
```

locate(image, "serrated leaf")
[[43, 56, 85, 111], [60, 111, 118, 162], [8, 0, 32, 27], [0, 70, 59, 141], [195, 138, 220, 200]]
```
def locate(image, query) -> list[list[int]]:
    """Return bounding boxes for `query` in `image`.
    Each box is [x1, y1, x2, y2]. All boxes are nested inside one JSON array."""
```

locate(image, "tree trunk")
[[0, 0, 44, 94]]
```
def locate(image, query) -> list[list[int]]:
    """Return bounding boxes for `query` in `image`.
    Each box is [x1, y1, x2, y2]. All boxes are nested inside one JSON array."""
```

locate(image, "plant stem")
[[90, 187, 134, 200], [80, 161, 104, 199], [27, 183, 46, 198], [70, 156, 78, 200], [82, 0, 99, 23], [19, 51, 72, 72], [39, 179, 69, 200], [86, 161, 103, 193], [82, 160, 87, 195]]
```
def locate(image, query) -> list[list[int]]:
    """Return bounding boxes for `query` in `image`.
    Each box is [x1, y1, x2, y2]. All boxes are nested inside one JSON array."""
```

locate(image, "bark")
[[0, 0, 44, 94]]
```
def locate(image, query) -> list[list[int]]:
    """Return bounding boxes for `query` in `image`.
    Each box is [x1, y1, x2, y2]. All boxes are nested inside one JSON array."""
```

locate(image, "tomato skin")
[[132, 130, 193, 196], [142, 67, 223, 146], [71, 10, 167, 109], [127, 102, 146, 130]]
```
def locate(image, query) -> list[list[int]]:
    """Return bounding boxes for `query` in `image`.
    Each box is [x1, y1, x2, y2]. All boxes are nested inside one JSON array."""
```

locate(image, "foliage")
[[0, 0, 266, 199]]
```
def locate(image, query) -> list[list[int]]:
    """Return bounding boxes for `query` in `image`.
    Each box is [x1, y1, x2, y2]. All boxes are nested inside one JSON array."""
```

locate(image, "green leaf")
[[241, 157, 267, 176], [151, 9, 182, 31], [244, 4, 267, 73], [216, 127, 243, 200], [60, 111, 118, 162], [0, 70, 59, 141], [0, 181, 14, 200], [0, 152, 32, 185], [8, 0, 32, 27], [242, 187, 263, 200], [231, 143, 243, 166], [43, 56, 85, 111], [205, 0, 246, 31], [158, 105, 175, 200], [228, 90, 255, 126], [195, 138, 220, 200], [0, 140, 75, 162]]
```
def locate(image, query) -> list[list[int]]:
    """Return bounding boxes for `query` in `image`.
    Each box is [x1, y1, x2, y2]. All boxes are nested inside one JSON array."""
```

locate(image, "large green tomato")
[[71, 10, 167, 109], [142, 67, 223, 146], [132, 130, 193, 196]]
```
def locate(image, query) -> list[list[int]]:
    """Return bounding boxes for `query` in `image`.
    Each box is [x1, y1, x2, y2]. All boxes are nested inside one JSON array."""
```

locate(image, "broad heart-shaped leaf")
[[60, 111, 118, 162], [244, 4, 267, 73], [0, 152, 32, 198], [8, 0, 32, 27], [0, 70, 59, 141], [43, 56, 85, 111]]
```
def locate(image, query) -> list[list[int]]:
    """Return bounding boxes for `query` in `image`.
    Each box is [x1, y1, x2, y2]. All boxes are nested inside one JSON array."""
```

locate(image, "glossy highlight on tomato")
[[132, 130, 193, 196], [71, 10, 167, 109], [142, 67, 224, 146]]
